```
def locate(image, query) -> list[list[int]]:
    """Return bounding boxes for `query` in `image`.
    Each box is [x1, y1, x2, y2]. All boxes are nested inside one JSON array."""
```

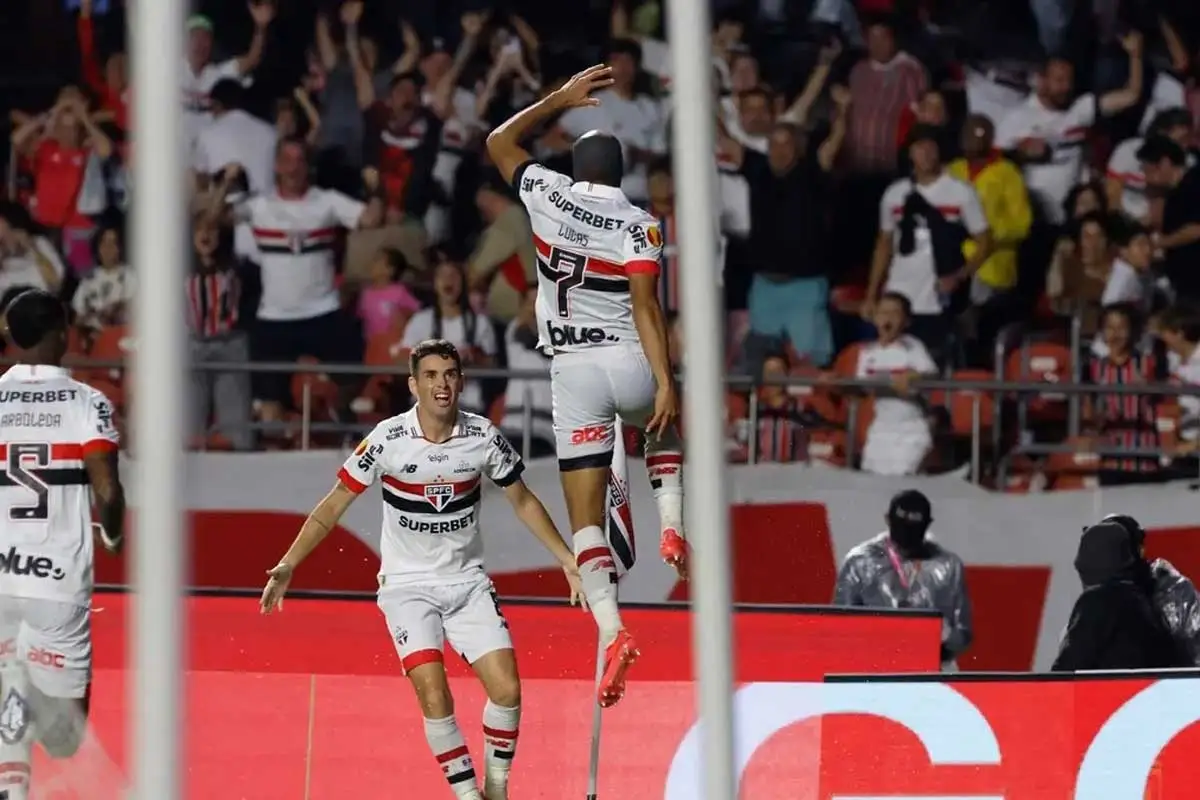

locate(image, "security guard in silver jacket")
[[833, 489, 973, 670], [1102, 513, 1200, 665]]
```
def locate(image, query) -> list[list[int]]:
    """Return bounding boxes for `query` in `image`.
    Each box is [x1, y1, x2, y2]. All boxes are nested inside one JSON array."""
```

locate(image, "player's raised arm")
[[486, 64, 614, 185], [625, 223, 678, 439], [485, 429, 585, 607], [82, 393, 124, 554], [260, 433, 382, 613]]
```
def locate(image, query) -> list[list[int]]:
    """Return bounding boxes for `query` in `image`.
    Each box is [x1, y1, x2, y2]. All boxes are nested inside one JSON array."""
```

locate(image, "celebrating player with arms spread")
[[260, 339, 583, 800], [485, 65, 687, 709]]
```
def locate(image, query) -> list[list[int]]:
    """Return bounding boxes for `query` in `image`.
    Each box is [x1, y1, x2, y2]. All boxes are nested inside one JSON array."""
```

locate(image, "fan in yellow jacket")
[[948, 115, 1033, 295]]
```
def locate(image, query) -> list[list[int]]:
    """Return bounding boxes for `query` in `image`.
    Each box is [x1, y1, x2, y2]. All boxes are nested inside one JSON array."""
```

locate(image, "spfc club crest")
[[424, 484, 454, 511]]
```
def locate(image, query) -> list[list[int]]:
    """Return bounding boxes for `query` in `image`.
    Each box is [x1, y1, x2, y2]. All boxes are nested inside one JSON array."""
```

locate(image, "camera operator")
[[1102, 513, 1200, 665], [1053, 521, 1191, 671], [834, 489, 972, 670]]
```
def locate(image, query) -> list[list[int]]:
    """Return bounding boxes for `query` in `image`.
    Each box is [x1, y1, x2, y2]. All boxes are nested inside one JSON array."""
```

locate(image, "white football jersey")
[[0, 365, 120, 605], [514, 161, 663, 354], [337, 407, 524, 587]]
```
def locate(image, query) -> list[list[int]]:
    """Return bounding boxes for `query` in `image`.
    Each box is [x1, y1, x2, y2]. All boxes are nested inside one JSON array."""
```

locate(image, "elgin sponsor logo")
[[26, 647, 64, 669], [546, 322, 615, 348], [665, 677, 1200, 799], [570, 426, 607, 446], [0, 547, 64, 581]]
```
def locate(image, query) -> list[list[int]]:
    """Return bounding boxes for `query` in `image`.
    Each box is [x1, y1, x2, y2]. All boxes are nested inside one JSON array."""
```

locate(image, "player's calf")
[[409, 662, 481, 798], [31, 694, 86, 759], [0, 659, 34, 800], [472, 650, 521, 800], [644, 434, 688, 578]]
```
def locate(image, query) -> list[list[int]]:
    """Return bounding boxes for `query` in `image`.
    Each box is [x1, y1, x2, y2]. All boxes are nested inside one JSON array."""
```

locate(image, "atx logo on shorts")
[[424, 484, 454, 511], [0, 547, 65, 581], [571, 426, 607, 446]]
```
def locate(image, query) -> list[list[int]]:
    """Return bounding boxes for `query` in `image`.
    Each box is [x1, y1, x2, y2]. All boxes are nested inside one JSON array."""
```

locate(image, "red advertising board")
[[55, 594, 938, 797]]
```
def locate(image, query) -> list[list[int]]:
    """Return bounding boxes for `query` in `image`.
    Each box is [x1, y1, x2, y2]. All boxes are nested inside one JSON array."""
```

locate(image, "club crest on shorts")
[[424, 484, 454, 511], [0, 687, 29, 745]]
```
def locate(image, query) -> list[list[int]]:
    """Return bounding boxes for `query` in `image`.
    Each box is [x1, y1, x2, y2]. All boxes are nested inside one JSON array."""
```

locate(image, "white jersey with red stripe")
[[0, 365, 120, 606], [336, 407, 524, 588], [512, 161, 662, 354], [233, 188, 365, 321]]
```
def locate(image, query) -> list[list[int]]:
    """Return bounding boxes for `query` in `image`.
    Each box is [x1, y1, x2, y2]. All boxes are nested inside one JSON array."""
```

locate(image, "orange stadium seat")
[[1004, 340, 1073, 423], [931, 369, 996, 437], [290, 356, 339, 424], [356, 331, 408, 420]]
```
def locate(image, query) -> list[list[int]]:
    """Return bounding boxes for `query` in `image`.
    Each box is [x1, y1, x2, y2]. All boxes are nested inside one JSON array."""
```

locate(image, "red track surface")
[[27, 594, 936, 799]]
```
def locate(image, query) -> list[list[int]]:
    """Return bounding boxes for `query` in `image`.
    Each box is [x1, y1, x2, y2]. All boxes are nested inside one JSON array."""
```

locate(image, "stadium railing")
[[9, 356, 1198, 485]]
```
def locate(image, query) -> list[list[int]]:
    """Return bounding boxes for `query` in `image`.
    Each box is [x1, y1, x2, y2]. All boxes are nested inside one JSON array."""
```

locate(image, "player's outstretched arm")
[[83, 448, 125, 555], [260, 481, 358, 614], [486, 63, 614, 185], [502, 480, 586, 608]]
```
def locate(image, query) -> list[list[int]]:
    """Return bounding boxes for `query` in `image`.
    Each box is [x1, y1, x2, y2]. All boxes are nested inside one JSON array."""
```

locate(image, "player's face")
[[275, 142, 308, 192], [409, 355, 463, 415], [874, 298, 907, 343]]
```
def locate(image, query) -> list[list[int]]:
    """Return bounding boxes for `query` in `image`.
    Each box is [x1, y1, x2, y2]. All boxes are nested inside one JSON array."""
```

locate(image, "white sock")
[[482, 700, 520, 791], [573, 525, 623, 645], [645, 451, 684, 532], [0, 659, 34, 800], [424, 715, 478, 797]]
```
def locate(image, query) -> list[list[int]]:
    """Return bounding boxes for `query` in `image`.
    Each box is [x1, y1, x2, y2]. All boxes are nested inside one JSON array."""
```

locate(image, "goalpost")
[[130, 0, 188, 796]]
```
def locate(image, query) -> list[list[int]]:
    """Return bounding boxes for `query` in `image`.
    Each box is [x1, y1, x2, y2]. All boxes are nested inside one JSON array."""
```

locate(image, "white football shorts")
[[378, 577, 513, 675], [0, 598, 91, 699], [549, 343, 666, 470]]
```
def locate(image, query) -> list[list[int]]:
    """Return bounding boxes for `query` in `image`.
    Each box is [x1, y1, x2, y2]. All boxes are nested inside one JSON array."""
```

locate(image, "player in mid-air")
[[260, 339, 584, 800], [485, 64, 687, 709], [0, 289, 125, 799]]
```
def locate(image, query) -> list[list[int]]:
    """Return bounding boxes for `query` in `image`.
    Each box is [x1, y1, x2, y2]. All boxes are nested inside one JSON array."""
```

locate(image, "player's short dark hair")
[[571, 130, 624, 187], [408, 339, 462, 375], [4, 289, 67, 348], [605, 38, 643, 65], [879, 290, 913, 317], [1137, 135, 1187, 166]]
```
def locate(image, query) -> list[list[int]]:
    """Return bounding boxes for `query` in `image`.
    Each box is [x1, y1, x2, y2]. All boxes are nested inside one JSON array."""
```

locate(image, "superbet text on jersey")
[[513, 161, 663, 354], [336, 407, 525, 586], [0, 365, 120, 605]]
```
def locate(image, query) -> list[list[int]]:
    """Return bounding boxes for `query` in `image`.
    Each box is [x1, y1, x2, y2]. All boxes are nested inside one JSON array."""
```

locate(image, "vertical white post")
[[130, 0, 186, 796], [664, 0, 736, 797]]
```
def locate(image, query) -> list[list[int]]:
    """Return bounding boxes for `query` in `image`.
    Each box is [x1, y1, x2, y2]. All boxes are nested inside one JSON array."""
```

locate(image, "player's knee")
[[414, 684, 455, 719], [35, 696, 86, 758], [486, 675, 521, 708]]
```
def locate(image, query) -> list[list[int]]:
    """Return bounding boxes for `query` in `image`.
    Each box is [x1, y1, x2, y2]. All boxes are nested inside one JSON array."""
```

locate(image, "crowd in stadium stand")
[[2, 0, 1200, 488]]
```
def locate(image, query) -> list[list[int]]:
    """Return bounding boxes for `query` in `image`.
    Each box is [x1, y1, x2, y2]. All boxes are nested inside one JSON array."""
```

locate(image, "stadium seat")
[[488, 393, 505, 426], [930, 369, 996, 437], [290, 357, 339, 425], [355, 331, 408, 419], [1003, 340, 1073, 424]]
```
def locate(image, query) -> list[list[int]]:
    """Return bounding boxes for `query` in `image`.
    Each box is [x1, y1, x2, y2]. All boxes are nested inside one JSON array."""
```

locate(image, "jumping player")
[[260, 339, 584, 800], [0, 289, 125, 799], [485, 64, 686, 709]]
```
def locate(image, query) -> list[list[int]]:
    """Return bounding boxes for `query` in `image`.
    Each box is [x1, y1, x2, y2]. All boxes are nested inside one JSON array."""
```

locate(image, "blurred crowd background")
[[2, 0, 1200, 489]]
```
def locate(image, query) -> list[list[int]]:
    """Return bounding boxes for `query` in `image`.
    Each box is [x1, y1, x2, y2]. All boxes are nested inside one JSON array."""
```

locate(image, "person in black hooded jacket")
[[1053, 521, 1192, 671]]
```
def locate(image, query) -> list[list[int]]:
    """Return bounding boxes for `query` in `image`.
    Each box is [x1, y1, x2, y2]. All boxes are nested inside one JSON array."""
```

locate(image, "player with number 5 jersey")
[[0, 290, 126, 800], [486, 64, 688, 710]]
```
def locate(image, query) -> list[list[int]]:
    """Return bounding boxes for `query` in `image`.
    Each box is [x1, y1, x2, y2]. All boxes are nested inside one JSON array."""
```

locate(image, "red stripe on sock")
[[483, 725, 518, 740], [646, 453, 683, 466], [401, 648, 443, 674], [576, 547, 612, 568], [436, 745, 471, 764]]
